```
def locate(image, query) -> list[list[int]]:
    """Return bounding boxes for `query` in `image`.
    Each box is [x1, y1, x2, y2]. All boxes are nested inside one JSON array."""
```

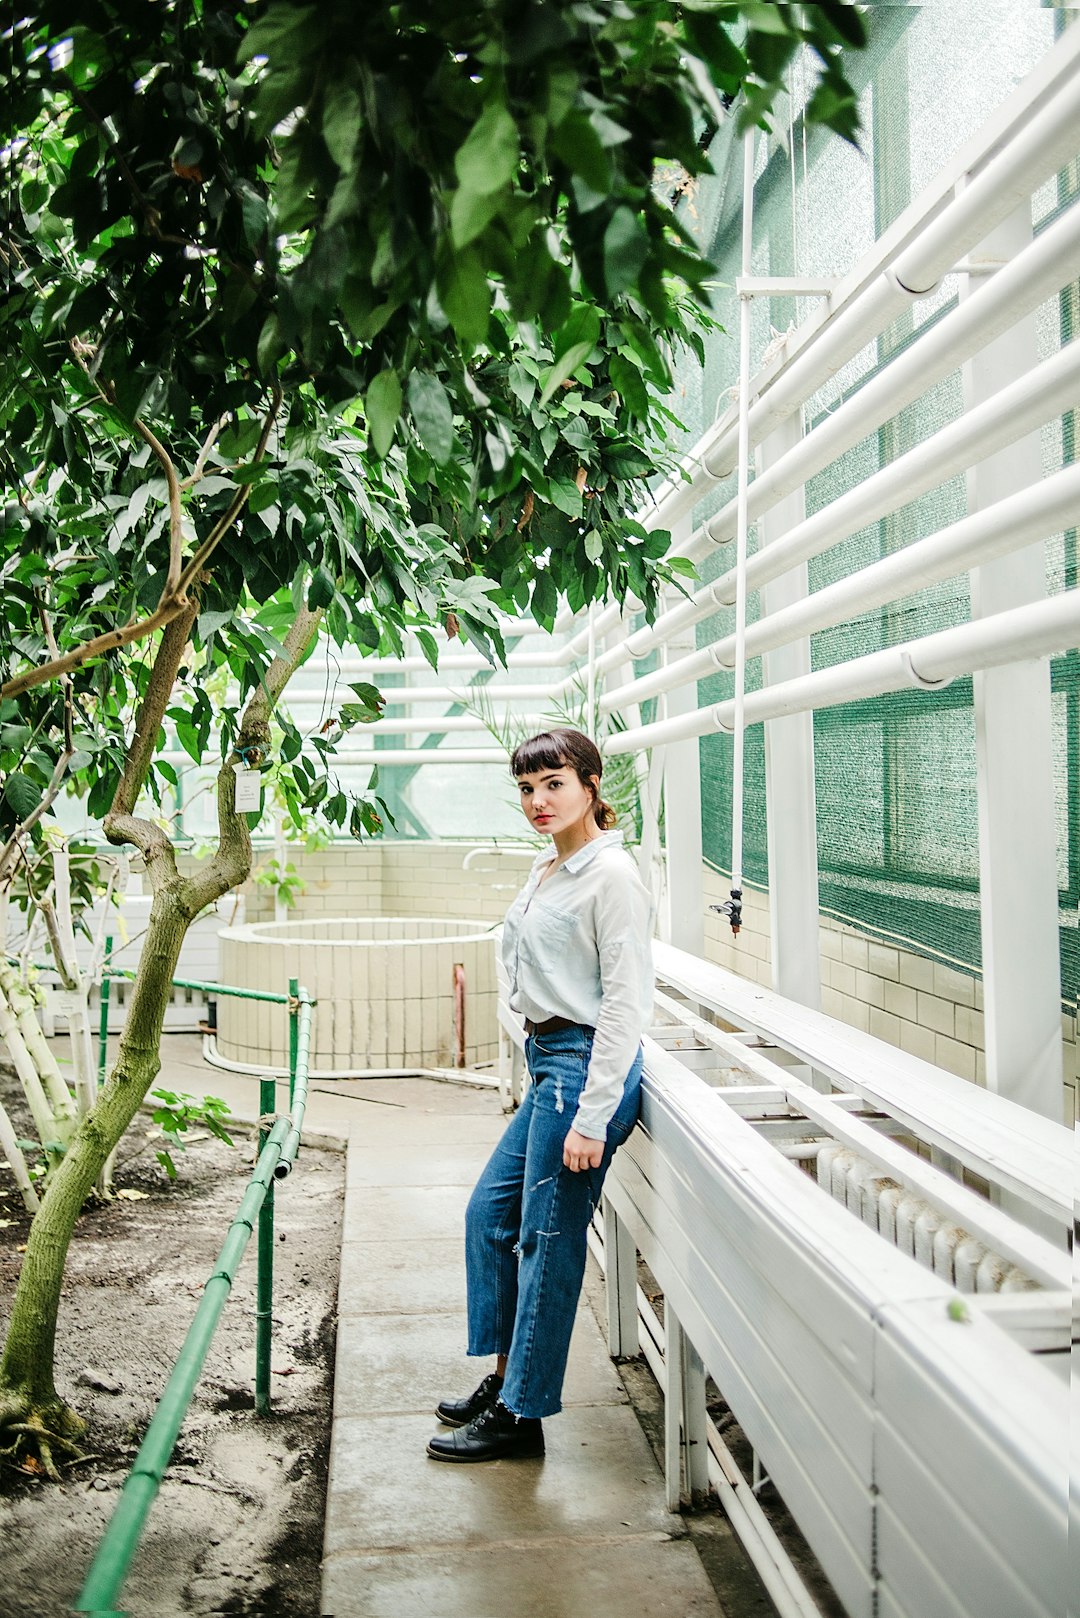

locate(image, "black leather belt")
[[525, 1016, 594, 1036]]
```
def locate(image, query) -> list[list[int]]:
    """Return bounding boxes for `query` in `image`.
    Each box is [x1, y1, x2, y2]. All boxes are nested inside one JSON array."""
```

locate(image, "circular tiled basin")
[[217, 917, 498, 1072]]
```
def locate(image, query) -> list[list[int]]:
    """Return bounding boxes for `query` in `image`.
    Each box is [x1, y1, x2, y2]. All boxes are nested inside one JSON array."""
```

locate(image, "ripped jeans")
[[464, 1026, 642, 1419]]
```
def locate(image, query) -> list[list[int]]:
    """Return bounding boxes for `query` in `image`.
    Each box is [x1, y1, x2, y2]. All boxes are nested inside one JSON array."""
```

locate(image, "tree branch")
[[185, 606, 322, 915], [108, 597, 200, 825], [0, 388, 283, 702], [132, 420, 183, 596], [179, 415, 229, 491]]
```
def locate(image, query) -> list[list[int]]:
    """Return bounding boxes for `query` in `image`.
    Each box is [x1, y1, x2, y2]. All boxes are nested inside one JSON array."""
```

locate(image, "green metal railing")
[[74, 977, 313, 1617]]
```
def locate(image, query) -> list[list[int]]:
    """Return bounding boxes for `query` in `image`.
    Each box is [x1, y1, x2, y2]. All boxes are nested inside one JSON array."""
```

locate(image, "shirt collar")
[[533, 829, 624, 878]]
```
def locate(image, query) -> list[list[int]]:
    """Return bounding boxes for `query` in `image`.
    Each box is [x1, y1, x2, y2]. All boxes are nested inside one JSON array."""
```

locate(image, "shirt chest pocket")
[[519, 901, 581, 975]]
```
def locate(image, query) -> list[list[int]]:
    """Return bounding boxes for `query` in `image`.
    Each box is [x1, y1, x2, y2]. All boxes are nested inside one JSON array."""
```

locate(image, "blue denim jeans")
[[464, 1026, 642, 1419]]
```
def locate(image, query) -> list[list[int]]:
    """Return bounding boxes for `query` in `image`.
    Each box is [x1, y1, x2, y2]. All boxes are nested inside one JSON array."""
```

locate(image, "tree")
[[0, 0, 866, 1469]]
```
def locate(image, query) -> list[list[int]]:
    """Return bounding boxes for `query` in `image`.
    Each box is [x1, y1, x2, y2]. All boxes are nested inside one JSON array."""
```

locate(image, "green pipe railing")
[[74, 982, 314, 1617]]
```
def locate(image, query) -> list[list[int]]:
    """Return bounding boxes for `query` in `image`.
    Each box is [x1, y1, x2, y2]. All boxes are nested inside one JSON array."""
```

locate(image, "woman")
[[427, 729, 654, 1462]]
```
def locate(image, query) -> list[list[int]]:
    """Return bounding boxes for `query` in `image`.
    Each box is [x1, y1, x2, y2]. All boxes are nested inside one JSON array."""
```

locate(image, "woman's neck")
[[550, 822, 603, 862]]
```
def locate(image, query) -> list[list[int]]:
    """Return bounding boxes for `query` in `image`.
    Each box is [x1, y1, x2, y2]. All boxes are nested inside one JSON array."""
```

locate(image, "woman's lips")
[[534, 815, 552, 825]]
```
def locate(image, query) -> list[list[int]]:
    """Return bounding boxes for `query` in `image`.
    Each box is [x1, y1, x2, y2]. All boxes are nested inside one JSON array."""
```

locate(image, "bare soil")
[[0, 1078, 343, 1618]]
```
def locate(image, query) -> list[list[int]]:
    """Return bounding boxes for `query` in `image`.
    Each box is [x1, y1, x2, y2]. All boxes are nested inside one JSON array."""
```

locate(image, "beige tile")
[[897, 952, 935, 992], [869, 1007, 901, 1047], [935, 1035, 976, 1082], [916, 992, 954, 1037], [932, 963, 976, 1006], [840, 994, 870, 1033], [898, 1020, 937, 1063], [882, 980, 918, 1022], [854, 970, 886, 1010], [954, 1004, 984, 1049], [841, 934, 869, 972], [867, 942, 900, 982], [830, 961, 858, 997]]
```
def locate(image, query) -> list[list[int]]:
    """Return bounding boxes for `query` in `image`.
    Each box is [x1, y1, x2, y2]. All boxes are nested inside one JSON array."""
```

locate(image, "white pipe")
[[601, 461, 1080, 712], [692, 196, 1080, 561], [159, 747, 509, 768], [327, 714, 548, 735], [595, 194, 1080, 715], [554, 28, 1080, 647], [730, 128, 756, 900], [599, 337, 1080, 674], [604, 591, 1080, 754], [336, 648, 569, 674], [706, 1432, 826, 1618]]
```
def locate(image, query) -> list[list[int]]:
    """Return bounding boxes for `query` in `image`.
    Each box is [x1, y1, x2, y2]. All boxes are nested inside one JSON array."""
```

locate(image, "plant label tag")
[[233, 767, 261, 811]]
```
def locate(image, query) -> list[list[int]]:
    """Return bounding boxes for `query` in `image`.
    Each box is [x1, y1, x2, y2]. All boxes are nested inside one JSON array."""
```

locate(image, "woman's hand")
[[563, 1127, 604, 1173]]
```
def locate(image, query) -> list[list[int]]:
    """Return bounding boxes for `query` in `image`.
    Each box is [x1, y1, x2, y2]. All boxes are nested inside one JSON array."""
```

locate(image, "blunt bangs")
[[510, 732, 573, 778]]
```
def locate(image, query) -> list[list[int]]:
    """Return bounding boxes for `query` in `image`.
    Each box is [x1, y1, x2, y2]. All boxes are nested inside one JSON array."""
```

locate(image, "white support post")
[[664, 1302, 710, 1510], [661, 517, 705, 953], [601, 1194, 639, 1358], [964, 208, 1064, 1124], [679, 1333, 710, 1502], [759, 415, 822, 1009], [663, 1304, 686, 1512]]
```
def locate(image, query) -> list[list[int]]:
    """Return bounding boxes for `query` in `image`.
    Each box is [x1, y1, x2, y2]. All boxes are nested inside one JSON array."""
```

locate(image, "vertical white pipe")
[[731, 129, 756, 902], [586, 601, 597, 733]]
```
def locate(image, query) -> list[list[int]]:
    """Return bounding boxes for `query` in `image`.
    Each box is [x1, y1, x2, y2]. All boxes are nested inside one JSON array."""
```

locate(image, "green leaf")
[[3, 771, 43, 821], [440, 249, 491, 345], [407, 372, 455, 465], [454, 102, 520, 197], [609, 352, 650, 417], [603, 206, 649, 298], [665, 555, 697, 578], [546, 479, 583, 518], [450, 185, 503, 250], [584, 529, 604, 563], [538, 339, 595, 407], [365, 369, 402, 459], [415, 628, 439, 671], [322, 81, 362, 170], [257, 314, 284, 375], [307, 565, 336, 610]]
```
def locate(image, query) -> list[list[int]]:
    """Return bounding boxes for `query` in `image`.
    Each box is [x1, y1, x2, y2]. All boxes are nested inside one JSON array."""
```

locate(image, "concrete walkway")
[[320, 1075, 722, 1618], [130, 1038, 724, 1616]]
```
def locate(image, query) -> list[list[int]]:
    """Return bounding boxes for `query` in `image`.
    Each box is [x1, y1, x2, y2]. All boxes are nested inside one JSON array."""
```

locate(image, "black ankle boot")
[[427, 1398, 545, 1463], [434, 1371, 504, 1428]]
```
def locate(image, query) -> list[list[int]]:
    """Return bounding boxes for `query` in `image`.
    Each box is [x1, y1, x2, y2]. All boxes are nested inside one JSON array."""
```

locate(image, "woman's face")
[[516, 763, 598, 837]]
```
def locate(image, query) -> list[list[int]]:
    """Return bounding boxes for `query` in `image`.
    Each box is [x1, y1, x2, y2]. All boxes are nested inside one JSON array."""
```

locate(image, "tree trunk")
[[0, 885, 194, 1451]]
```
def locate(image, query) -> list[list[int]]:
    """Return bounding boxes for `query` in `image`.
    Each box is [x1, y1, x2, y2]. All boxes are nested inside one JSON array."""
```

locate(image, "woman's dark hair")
[[510, 729, 617, 830]]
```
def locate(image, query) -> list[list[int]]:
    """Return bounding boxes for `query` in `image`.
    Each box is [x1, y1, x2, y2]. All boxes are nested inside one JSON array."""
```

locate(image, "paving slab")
[[333, 1307, 627, 1420], [338, 1239, 467, 1316], [323, 1404, 682, 1558], [321, 1535, 722, 1618], [346, 1140, 495, 1187], [342, 1183, 471, 1244]]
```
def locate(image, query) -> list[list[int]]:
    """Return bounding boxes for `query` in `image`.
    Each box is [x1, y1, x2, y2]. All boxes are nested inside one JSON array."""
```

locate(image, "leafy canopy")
[[1, 0, 866, 849]]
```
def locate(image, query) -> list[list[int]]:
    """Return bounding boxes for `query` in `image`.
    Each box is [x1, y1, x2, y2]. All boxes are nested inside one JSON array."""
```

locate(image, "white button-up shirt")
[[501, 830, 655, 1140]]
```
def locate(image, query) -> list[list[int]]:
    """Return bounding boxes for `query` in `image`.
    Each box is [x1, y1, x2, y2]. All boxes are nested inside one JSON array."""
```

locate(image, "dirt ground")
[[0, 1073, 343, 1618]]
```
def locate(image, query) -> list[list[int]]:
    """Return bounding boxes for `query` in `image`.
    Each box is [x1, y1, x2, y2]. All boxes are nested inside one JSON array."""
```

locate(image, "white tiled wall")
[[702, 866, 1077, 1125]]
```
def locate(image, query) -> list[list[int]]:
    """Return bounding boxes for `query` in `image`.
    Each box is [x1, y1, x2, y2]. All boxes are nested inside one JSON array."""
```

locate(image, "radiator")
[[816, 1141, 1037, 1293]]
